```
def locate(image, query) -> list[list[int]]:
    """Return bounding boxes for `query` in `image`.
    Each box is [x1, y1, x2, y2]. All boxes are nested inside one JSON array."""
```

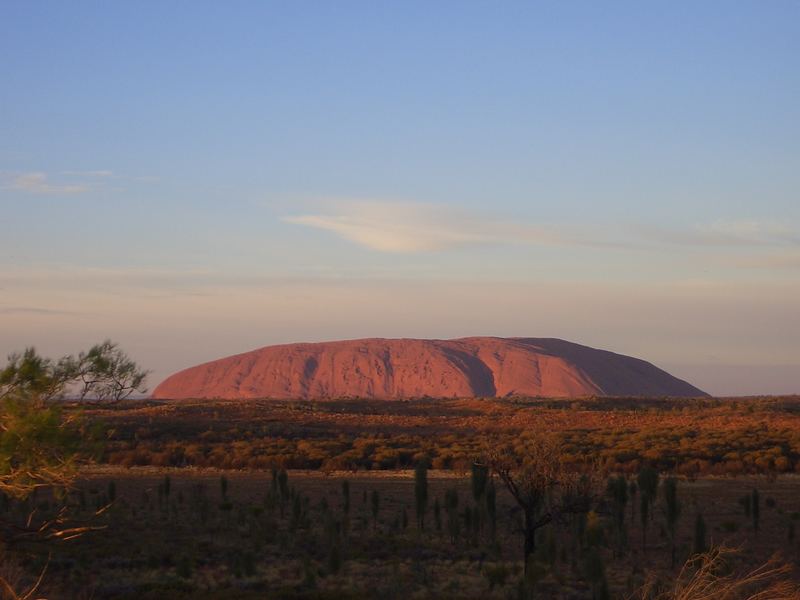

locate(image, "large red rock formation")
[[152, 337, 706, 400]]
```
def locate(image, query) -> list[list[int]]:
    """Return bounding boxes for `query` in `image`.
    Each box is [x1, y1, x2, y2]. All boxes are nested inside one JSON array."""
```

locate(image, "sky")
[[1, 2, 798, 396]]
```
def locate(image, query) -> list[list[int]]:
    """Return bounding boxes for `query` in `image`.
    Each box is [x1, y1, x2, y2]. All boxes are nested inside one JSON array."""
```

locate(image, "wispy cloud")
[[284, 201, 595, 253], [61, 170, 114, 178], [285, 203, 487, 252], [732, 252, 800, 269], [284, 201, 799, 256], [0, 306, 81, 316], [5, 172, 91, 195], [644, 219, 800, 247]]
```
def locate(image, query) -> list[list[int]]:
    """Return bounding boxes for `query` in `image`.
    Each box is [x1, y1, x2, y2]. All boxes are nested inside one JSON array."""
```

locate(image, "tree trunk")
[[670, 537, 675, 568], [523, 509, 536, 574]]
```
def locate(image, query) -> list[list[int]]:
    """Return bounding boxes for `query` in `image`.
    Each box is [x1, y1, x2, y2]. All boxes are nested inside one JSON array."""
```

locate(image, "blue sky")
[[1, 2, 799, 395]]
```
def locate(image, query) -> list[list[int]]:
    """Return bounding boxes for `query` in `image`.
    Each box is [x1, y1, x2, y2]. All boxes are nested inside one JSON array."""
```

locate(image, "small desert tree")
[[414, 462, 428, 530], [370, 490, 380, 530], [277, 469, 289, 517], [693, 513, 707, 555], [637, 466, 659, 501], [0, 341, 148, 403], [663, 477, 681, 567], [0, 344, 138, 594], [69, 340, 150, 402], [472, 462, 489, 501], [341, 479, 350, 515], [0, 390, 86, 499], [486, 478, 497, 539], [485, 434, 598, 574], [740, 493, 751, 517], [341, 479, 351, 536], [445, 487, 460, 543], [637, 466, 659, 551], [0, 344, 137, 499], [0, 348, 69, 401], [471, 461, 489, 536], [752, 488, 760, 534], [606, 475, 628, 557]]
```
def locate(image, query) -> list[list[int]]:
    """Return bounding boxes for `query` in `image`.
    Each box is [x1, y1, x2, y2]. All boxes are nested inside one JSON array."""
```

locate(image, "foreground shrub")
[[636, 546, 800, 599]]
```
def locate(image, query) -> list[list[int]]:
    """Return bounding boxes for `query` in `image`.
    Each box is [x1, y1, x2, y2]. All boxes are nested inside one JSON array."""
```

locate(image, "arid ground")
[[16, 468, 800, 599], [4, 396, 800, 599]]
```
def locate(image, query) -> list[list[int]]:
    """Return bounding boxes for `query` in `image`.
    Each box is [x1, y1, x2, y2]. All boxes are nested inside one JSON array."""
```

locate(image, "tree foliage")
[[0, 392, 85, 498], [69, 340, 149, 402], [485, 433, 598, 574], [0, 340, 149, 402], [0, 341, 144, 499], [0, 348, 69, 401]]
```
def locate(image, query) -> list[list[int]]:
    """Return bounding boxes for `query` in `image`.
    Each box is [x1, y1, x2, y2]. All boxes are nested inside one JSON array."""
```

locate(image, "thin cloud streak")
[[284, 201, 799, 255], [4, 172, 91, 195], [731, 252, 800, 269], [61, 170, 114, 178], [285, 203, 489, 252], [642, 219, 800, 247], [0, 306, 82, 316], [284, 202, 602, 253]]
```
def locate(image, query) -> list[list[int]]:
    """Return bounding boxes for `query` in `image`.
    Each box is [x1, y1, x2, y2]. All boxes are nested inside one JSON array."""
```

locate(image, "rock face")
[[152, 337, 707, 400]]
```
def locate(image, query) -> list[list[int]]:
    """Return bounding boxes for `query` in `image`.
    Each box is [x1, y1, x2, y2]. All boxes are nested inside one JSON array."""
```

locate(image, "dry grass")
[[635, 546, 800, 600], [0, 553, 47, 600]]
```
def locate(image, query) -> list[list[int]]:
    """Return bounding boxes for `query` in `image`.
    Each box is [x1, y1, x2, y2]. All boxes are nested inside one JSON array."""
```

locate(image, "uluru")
[[152, 337, 707, 400]]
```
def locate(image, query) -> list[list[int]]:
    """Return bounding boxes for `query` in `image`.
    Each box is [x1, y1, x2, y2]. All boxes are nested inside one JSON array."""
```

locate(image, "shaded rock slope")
[[152, 337, 707, 400]]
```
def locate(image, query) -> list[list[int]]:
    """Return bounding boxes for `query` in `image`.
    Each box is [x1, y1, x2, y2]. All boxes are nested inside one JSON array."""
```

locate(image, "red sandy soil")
[[152, 337, 706, 400]]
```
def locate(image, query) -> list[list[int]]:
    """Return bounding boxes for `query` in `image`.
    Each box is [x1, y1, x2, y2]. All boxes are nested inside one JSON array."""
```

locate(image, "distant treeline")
[[89, 396, 800, 476]]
